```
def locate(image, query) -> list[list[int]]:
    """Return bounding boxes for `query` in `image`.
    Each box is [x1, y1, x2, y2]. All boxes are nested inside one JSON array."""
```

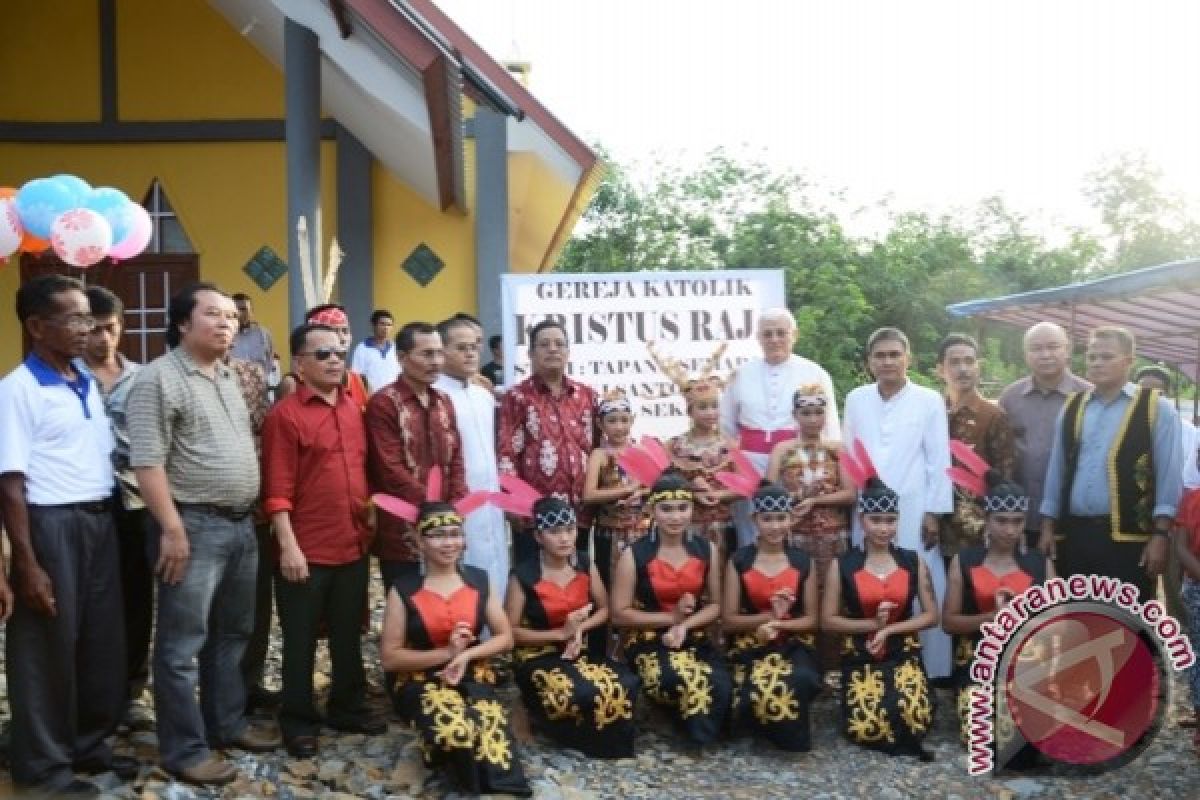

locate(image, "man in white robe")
[[435, 317, 508, 598], [720, 308, 839, 545], [843, 327, 953, 678]]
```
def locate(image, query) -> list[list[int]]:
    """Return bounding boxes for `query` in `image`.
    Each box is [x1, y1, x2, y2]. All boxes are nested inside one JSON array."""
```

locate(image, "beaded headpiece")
[[751, 482, 794, 515], [841, 439, 900, 514], [533, 496, 577, 531], [946, 440, 1029, 513], [598, 387, 633, 417], [793, 382, 829, 409]]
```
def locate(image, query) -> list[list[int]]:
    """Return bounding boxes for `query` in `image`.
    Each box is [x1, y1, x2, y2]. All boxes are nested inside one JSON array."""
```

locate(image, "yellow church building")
[[0, 0, 600, 367]]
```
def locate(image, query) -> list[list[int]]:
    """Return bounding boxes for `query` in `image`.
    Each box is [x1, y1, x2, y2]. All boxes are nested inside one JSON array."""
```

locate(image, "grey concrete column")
[[336, 124, 374, 344], [473, 107, 509, 338], [285, 19, 321, 330]]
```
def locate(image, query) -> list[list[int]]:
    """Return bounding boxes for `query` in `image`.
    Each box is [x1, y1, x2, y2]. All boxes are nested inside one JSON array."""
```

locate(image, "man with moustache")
[[128, 284, 279, 785], [999, 321, 1091, 551], [365, 322, 467, 586], [498, 319, 598, 563], [720, 308, 839, 546], [263, 323, 382, 758], [0, 275, 121, 796], [935, 333, 1014, 557], [435, 316, 508, 597], [1040, 327, 1183, 604], [842, 327, 954, 679]]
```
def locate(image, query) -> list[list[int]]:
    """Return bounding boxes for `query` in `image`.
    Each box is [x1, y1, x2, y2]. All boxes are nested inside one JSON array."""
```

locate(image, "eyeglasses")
[[302, 347, 348, 361], [47, 314, 96, 332], [422, 529, 465, 541]]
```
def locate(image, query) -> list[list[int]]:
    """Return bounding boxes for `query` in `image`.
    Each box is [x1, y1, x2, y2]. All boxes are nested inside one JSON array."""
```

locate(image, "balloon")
[[19, 231, 50, 253], [0, 198, 23, 258], [109, 203, 152, 260], [51, 208, 112, 268], [83, 187, 134, 243], [51, 173, 92, 207], [16, 177, 76, 238]]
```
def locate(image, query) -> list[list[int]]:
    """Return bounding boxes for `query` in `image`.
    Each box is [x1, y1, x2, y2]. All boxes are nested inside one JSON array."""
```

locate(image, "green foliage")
[[555, 148, 1197, 394]]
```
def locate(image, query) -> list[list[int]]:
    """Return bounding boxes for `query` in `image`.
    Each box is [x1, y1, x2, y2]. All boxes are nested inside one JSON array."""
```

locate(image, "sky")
[[435, 0, 1200, 236]]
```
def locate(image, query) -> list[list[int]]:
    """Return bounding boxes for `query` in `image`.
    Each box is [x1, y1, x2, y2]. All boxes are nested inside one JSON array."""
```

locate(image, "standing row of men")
[[0, 275, 1193, 793]]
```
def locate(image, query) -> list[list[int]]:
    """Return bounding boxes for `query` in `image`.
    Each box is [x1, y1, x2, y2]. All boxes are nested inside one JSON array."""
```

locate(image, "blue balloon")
[[83, 187, 134, 244], [15, 178, 75, 239], [52, 174, 92, 207]]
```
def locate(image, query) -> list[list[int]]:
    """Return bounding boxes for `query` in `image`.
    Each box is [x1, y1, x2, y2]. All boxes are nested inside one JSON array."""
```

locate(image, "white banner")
[[501, 269, 786, 439]]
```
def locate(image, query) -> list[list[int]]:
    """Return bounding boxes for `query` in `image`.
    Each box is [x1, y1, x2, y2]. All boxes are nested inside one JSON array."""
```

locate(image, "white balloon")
[[0, 198, 22, 258], [51, 208, 113, 267]]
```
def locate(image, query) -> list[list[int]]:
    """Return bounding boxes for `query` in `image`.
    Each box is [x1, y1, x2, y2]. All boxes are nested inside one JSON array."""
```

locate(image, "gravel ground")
[[1, 578, 1197, 799]]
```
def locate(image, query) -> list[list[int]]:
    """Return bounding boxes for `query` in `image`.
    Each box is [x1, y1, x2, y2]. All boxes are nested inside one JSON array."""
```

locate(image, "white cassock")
[[843, 380, 953, 678], [720, 354, 840, 546], [435, 375, 509, 599]]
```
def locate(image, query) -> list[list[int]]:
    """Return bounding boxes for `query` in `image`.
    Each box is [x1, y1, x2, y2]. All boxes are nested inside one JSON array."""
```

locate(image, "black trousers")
[[7, 505, 126, 791], [241, 522, 275, 692], [275, 557, 370, 738], [116, 503, 152, 707], [1058, 515, 1156, 604]]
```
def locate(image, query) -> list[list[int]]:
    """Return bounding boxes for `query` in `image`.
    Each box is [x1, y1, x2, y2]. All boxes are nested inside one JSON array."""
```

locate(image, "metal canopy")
[[947, 259, 1200, 380]]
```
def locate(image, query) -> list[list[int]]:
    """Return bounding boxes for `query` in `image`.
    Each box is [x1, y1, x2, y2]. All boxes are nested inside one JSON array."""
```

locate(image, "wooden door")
[[20, 254, 199, 364]]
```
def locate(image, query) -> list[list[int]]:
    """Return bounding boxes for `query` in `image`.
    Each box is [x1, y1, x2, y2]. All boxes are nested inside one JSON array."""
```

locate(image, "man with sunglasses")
[[262, 323, 381, 758], [0, 275, 121, 796]]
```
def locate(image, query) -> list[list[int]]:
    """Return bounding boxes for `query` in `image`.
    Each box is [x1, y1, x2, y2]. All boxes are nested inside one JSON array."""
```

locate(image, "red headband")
[[309, 307, 348, 327]]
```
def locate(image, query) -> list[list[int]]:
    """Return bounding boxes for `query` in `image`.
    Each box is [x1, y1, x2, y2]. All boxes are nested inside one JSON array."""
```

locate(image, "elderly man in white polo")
[[720, 307, 839, 546]]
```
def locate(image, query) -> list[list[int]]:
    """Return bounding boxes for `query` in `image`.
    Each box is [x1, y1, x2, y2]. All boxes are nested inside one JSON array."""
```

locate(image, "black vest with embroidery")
[[630, 533, 710, 612], [957, 545, 1046, 615], [730, 544, 811, 617], [1059, 387, 1157, 542], [390, 563, 490, 649], [512, 553, 592, 631]]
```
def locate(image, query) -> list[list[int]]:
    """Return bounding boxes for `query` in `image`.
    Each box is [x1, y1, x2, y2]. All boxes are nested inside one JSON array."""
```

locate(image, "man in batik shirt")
[[935, 333, 1015, 557], [498, 319, 597, 563], [364, 322, 466, 585]]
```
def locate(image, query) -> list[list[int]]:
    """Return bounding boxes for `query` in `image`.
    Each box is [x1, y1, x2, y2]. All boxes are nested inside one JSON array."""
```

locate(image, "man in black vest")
[[1038, 326, 1183, 603]]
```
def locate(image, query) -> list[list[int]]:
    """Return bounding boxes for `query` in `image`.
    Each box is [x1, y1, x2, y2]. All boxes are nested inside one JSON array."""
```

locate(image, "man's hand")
[[14, 559, 54, 616], [1038, 519, 1057, 560], [1141, 534, 1169, 577], [155, 526, 190, 585], [279, 541, 309, 583], [921, 513, 939, 550]]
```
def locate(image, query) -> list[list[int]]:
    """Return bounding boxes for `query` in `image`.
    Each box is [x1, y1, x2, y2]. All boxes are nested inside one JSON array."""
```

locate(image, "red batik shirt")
[[497, 374, 597, 513], [364, 378, 467, 562]]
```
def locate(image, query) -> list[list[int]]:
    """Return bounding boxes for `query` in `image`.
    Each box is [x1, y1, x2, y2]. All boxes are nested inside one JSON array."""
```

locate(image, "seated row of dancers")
[[375, 441, 1047, 796]]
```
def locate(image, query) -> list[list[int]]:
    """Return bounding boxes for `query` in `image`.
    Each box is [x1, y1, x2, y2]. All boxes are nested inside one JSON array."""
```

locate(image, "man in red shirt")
[[365, 322, 467, 585], [261, 323, 383, 759], [498, 319, 598, 563]]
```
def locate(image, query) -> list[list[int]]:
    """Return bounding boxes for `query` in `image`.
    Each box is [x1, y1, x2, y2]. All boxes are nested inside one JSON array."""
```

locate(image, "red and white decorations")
[[51, 208, 114, 268]]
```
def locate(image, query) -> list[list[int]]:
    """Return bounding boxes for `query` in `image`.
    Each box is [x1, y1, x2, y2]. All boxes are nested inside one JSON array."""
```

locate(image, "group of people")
[[0, 274, 1197, 797]]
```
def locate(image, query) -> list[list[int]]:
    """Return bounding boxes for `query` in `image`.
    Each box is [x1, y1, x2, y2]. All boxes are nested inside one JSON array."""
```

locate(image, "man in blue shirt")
[[1039, 326, 1183, 603], [0, 275, 129, 796]]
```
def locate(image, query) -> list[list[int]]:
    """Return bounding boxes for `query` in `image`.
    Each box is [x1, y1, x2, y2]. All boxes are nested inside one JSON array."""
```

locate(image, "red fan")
[[946, 439, 990, 497], [372, 493, 418, 524], [618, 444, 669, 488], [638, 436, 671, 472], [840, 438, 879, 490], [491, 474, 542, 518], [715, 447, 761, 498]]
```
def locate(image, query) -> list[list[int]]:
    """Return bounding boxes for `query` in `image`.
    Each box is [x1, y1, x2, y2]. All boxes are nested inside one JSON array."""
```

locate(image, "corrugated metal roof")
[[947, 259, 1200, 378]]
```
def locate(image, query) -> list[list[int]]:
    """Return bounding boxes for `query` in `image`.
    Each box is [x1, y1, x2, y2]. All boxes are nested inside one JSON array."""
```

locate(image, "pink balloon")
[[109, 203, 152, 260], [0, 197, 22, 258], [51, 208, 113, 268]]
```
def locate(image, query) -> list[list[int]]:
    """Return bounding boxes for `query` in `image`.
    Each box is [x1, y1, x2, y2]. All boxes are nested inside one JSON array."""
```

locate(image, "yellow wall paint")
[[508, 152, 574, 272], [372, 162, 476, 324], [117, 0, 287, 121], [0, 141, 338, 371], [0, 1, 100, 121]]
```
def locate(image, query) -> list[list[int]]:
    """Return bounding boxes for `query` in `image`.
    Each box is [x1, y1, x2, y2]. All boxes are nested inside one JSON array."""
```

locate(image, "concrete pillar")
[[336, 124, 374, 344], [472, 107, 509, 338], [284, 19, 321, 330]]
